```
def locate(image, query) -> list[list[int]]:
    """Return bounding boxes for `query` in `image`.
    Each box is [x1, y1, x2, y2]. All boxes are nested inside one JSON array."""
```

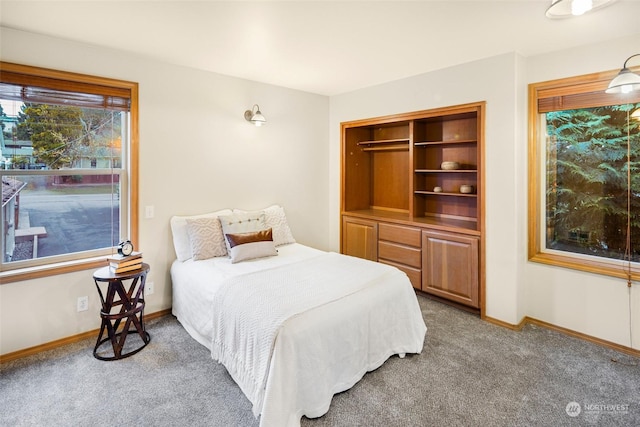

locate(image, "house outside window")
[[0, 62, 138, 283], [529, 69, 640, 279]]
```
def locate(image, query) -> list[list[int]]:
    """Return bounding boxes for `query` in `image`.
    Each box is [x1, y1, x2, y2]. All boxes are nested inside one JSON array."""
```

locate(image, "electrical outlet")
[[146, 281, 154, 295], [77, 296, 88, 312]]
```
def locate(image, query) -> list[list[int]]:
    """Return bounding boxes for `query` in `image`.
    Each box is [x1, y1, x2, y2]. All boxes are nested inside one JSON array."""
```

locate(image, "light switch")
[[145, 205, 155, 219]]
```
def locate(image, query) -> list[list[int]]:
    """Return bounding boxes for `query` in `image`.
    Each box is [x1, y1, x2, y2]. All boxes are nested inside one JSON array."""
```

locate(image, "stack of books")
[[108, 252, 143, 274]]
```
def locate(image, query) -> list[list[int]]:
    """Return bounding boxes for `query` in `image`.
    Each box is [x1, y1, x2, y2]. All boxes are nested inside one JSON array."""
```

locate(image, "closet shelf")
[[414, 190, 477, 197], [414, 139, 476, 146], [415, 169, 477, 173], [357, 138, 409, 146], [363, 146, 409, 152]]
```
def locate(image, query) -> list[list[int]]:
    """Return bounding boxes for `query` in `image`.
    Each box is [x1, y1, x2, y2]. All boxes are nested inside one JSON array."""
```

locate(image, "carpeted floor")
[[1, 295, 638, 426]]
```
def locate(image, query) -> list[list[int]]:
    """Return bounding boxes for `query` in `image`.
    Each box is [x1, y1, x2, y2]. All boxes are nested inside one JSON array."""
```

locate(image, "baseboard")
[[5, 306, 637, 363], [484, 314, 640, 358], [0, 308, 172, 364], [483, 315, 527, 331]]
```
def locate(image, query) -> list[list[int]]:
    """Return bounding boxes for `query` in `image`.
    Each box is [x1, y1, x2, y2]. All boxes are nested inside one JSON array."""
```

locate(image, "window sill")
[[529, 250, 640, 282], [0, 257, 108, 284]]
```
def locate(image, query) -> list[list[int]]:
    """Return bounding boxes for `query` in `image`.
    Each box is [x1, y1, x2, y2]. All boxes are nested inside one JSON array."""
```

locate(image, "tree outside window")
[[545, 105, 640, 261], [529, 69, 640, 279]]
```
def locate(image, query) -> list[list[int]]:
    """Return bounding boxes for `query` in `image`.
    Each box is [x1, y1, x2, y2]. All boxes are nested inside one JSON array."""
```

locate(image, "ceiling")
[[1, 1, 640, 96]]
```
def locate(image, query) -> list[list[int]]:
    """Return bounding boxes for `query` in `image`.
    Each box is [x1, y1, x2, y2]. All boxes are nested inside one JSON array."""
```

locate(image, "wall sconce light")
[[545, 0, 616, 18], [605, 54, 640, 94], [244, 104, 267, 127]]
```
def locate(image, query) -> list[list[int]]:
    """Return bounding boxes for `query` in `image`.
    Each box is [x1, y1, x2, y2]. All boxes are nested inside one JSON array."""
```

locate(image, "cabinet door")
[[422, 230, 479, 308], [341, 216, 378, 261]]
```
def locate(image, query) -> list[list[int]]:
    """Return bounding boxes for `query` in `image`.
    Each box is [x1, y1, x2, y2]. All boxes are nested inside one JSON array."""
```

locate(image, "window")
[[529, 69, 640, 279], [0, 62, 138, 283]]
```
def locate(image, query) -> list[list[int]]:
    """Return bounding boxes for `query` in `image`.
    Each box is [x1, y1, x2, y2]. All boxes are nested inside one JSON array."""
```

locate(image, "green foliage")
[[0, 103, 6, 132], [15, 103, 122, 169], [546, 103, 640, 260], [11, 156, 29, 167], [17, 103, 83, 168]]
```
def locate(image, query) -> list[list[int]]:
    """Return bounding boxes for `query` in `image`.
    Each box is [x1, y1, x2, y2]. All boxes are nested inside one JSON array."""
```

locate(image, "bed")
[[170, 206, 427, 427]]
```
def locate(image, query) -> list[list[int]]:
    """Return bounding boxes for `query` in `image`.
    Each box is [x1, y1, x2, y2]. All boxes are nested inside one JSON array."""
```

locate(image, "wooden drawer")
[[379, 259, 421, 290], [378, 222, 421, 247], [378, 240, 421, 268]]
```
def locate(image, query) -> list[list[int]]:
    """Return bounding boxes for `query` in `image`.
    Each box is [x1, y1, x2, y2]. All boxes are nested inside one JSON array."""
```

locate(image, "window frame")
[[0, 62, 138, 284], [528, 66, 640, 280]]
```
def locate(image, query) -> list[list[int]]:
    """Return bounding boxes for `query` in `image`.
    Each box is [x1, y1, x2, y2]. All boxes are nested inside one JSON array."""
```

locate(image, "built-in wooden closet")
[[340, 102, 485, 311]]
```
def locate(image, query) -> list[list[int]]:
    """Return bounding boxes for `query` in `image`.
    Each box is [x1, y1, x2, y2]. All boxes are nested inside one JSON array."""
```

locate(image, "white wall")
[[0, 27, 330, 355]]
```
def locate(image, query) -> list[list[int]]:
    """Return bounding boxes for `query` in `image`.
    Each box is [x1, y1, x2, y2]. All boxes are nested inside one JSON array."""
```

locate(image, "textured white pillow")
[[218, 212, 267, 254], [233, 205, 295, 247], [185, 217, 227, 260], [170, 209, 232, 261], [225, 228, 277, 263]]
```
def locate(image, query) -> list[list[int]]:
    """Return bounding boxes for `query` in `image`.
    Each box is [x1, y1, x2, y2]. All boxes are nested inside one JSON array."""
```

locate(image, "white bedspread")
[[210, 252, 402, 417], [171, 243, 427, 427]]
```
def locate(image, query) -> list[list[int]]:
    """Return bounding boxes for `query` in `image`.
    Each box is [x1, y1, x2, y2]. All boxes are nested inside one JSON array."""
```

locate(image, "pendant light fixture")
[[606, 54, 640, 94], [545, 0, 617, 18]]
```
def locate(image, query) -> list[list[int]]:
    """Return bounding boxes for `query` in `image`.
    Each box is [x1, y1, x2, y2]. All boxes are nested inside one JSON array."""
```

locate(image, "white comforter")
[[171, 243, 427, 427]]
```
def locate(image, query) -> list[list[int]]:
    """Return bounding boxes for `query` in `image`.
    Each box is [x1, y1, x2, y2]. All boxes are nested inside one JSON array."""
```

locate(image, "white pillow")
[[225, 228, 277, 263], [185, 217, 227, 261], [218, 212, 268, 254], [233, 205, 295, 247], [170, 209, 232, 261]]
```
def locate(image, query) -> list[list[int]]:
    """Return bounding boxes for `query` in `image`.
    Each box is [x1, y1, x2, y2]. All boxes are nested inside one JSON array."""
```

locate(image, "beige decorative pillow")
[[225, 228, 277, 263], [233, 205, 296, 247], [185, 217, 228, 260], [218, 212, 267, 254], [170, 209, 232, 261]]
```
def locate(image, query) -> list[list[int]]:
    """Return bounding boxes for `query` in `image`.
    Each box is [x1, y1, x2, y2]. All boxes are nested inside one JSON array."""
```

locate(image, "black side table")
[[92, 263, 151, 361]]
